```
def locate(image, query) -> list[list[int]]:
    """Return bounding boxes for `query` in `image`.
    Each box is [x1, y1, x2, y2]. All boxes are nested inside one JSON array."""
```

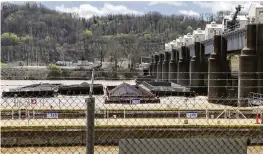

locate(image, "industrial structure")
[[104, 82, 160, 104], [148, 3, 263, 106], [248, 1, 263, 23]]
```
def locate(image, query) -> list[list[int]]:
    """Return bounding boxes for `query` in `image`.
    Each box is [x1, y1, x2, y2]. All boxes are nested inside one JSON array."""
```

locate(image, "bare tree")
[[107, 39, 122, 71], [116, 34, 141, 71], [92, 39, 107, 65]]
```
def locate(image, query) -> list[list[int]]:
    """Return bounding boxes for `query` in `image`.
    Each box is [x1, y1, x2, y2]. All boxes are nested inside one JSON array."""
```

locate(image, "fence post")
[[18, 109, 21, 120], [206, 109, 208, 119], [86, 97, 95, 154], [12, 108, 14, 120], [33, 108, 35, 119], [124, 109, 126, 119], [27, 110, 30, 119], [107, 110, 109, 119]]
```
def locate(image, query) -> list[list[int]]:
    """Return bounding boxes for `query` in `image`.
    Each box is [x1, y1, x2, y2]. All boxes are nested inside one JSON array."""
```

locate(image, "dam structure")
[[148, 23, 263, 106]]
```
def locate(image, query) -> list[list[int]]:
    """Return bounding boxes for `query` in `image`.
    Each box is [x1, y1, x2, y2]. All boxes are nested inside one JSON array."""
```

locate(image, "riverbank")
[[0, 67, 141, 80]]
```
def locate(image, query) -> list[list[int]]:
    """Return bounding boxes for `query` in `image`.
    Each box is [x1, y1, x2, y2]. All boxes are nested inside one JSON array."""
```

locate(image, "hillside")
[[1, 2, 222, 70]]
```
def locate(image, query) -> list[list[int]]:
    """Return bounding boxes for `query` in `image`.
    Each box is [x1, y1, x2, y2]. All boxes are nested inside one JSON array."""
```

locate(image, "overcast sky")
[[11, 1, 260, 18]]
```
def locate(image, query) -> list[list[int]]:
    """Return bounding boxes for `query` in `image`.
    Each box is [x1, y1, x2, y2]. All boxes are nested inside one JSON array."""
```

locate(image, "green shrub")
[[1, 62, 8, 68], [47, 64, 62, 77]]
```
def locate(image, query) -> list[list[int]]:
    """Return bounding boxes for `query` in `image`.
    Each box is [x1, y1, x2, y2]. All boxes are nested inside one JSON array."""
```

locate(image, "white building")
[[205, 21, 223, 40], [175, 37, 184, 49], [248, 2, 263, 23], [165, 42, 172, 51], [56, 61, 72, 66], [192, 28, 205, 42], [170, 40, 177, 50], [236, 15, 248, 29], [183, 33, 195, 45]]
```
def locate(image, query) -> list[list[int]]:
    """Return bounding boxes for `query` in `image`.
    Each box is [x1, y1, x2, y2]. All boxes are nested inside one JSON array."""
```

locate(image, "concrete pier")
[[190, 42, 201, 88], [257, 24, 263, 94], [221, 36, 229, 90], [162, 52, 170, 82], [149, 55, 154, 76], [177, 46, 190, 86], [169, 49, 179, 83], [200, 43, 206, 88], [157, 53, 164, 81], [238, 24, 257, 106], [208, 35, 227, 103], [153, 55, 159, 78], [208, 52, 221, 103]]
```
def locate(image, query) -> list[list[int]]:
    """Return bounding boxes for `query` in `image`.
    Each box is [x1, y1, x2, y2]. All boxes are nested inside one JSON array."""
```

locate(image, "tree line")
[[1, 1, 235, 71]]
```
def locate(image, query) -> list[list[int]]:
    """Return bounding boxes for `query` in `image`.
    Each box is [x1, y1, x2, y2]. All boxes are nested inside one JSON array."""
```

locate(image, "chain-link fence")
[[1, 70, 263, 154]]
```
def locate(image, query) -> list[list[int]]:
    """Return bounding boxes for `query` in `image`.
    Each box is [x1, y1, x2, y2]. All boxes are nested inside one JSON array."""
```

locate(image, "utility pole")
[[86, 69, 95, 154]]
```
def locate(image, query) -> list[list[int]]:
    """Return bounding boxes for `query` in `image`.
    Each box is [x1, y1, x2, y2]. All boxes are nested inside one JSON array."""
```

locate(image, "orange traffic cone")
[[256, 113, 260, 124]]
